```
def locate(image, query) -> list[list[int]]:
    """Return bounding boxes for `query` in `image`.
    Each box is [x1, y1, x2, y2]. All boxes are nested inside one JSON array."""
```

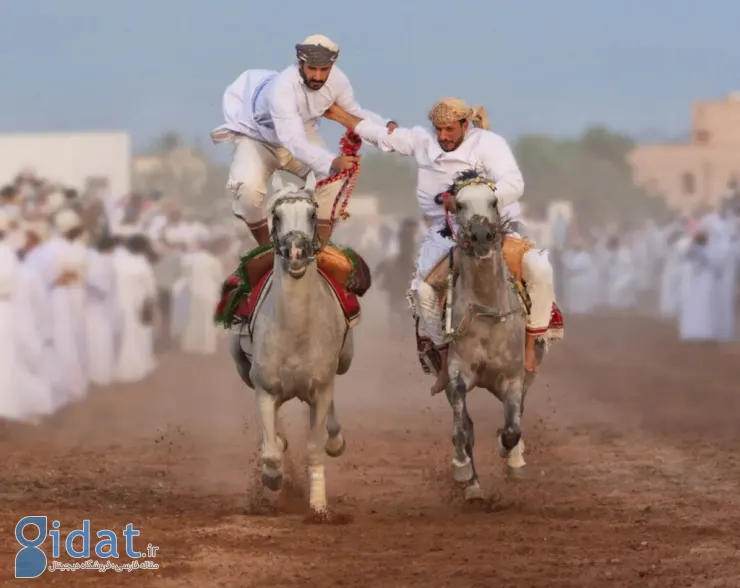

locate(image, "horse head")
[[269, 172, 321, 279], [447, 169, 506, 258]]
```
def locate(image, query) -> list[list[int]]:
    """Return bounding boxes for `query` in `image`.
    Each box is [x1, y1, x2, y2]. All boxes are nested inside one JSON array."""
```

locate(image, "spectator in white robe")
[[0, 211, 26, 423], [113, 235, 158, 383], [678, 230, 719, 342], [12, 220, 55, 422], [603, 236, 636, 310], [85, 236, 118, 386], [703, 208, 736, 342], [180, 237, 224, 354], [23, 209, 89, 407], [658, 231, 690, 319], [562, 239, 597, 314]]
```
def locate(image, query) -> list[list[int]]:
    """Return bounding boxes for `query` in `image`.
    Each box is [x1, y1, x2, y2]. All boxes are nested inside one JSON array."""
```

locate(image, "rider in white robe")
[[322, 97, 557, 392], [23, 209, 89, 407], [180, 239, 225, 354], [113, 235, 158, 383], [210, 34, 394, 247], [85, 236, 118, 386]]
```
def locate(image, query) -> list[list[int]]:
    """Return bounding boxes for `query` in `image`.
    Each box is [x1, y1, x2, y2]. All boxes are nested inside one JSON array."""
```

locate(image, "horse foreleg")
[[445, 368, 475, 484], [325, 400, 346, 458], [308, 383, 334, 514], [461, 399, 483, 500], [256, 389, 283, 491], [496, 377, 527, 479]]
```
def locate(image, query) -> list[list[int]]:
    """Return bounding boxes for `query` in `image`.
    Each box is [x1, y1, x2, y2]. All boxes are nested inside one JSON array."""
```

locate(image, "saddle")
[[214, 242, 369, 330], [424, 235, 534, 313]]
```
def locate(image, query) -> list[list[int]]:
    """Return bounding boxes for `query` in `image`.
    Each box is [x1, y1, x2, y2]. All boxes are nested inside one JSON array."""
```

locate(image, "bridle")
[[441, 175, 503, 258], [270, 192, 322, 262]]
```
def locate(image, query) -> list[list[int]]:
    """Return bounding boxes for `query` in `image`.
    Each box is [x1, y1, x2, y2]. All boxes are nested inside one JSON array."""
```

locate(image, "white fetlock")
[[507, 439, 526, 469], [309, 465, 327, 512]]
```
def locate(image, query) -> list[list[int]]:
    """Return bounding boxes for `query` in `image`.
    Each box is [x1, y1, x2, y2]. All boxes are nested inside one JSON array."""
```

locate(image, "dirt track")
[[2, 306, 740, 587]]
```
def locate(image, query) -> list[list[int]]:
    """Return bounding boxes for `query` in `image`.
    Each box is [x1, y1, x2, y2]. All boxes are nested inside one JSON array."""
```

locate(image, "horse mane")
[[447, 169, 515, 237]]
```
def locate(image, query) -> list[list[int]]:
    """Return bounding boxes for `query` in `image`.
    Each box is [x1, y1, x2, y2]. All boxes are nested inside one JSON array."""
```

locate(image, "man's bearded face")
[[433, 120, 468, 152], [299, 63, 332, 90]]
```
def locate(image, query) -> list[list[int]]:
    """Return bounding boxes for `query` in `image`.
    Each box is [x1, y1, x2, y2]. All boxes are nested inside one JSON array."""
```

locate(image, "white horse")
[[229, 173, 353, 515]]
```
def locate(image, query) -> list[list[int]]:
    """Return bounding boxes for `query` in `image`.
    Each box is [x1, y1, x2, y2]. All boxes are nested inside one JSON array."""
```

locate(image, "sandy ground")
[[2, 299, 740, 587]]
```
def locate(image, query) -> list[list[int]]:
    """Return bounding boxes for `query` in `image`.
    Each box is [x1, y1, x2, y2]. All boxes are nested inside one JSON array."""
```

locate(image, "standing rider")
[[323, 99, 559, 394], [211, 34, 397, 247]]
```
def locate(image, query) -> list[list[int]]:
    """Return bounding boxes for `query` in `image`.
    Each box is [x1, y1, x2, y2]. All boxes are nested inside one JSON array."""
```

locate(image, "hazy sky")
[[2, 0, 738, 155]]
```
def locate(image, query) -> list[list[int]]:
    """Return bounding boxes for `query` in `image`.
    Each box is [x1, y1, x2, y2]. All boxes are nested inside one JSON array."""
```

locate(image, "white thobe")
[[113, 249, 158, 383], [180, 250, 224, 354], [13, 259, 55, 419], [562, 250, 597, 314], [678, 244, 719, 341], [658, 237, 690, 319], [353, 120, 524, 281], [605, 247, 636, 310], [705, 217, 736, 342], [24, 236, 88, 406], [0, 242, 25, 421], [85, 249, 118, 386], [213, 65, 388, 177]]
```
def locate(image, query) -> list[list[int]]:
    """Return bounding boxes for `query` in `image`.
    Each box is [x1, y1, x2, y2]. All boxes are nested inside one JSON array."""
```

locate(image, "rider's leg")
[[227, 137, 279, 246], [417, 281, 449, 395], [521, 248, 555, 372]]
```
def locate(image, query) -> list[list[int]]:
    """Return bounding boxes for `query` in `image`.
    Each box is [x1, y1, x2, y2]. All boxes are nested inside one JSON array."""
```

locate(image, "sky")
[[1, 0, 739, 158]]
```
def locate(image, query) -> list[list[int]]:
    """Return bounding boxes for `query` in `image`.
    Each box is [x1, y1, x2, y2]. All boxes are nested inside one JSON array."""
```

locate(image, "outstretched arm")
[[324, 104, 420, 157]]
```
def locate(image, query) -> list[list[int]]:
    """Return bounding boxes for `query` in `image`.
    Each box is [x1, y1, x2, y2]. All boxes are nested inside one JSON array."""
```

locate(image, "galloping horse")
[[229, 173, 354, 515], [442, 170, 545, 501]]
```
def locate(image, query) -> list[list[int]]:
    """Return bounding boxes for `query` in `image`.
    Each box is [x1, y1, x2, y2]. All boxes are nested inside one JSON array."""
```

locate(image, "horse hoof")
[[276, 433, 288, 452], [325, 433, 346, 458], [464, 482, 484, 501], [506, 465, 529, 481], [261, 470, 283, 491], [452, 459, 474, 483]]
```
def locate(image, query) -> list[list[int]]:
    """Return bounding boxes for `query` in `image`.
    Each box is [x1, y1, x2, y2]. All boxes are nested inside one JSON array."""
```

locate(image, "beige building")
[[629, 92, 740, 213]]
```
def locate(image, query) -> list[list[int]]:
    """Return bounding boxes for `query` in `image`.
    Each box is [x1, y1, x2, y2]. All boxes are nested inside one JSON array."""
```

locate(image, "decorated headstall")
[[269, 191, 322, 261], [435, 171, 499, 251]]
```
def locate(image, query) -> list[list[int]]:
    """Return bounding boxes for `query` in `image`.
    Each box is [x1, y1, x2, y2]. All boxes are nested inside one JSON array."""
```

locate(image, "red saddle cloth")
[[229, 268, 361, 327]]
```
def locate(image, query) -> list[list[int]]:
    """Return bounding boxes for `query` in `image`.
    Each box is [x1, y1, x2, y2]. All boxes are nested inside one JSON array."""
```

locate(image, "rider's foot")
[[430, 346, 449, 396], [525, 331, 539, 373]]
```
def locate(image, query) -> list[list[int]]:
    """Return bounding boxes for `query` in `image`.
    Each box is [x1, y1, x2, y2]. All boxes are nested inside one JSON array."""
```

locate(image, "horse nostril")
[[486, 232, 493, 241], [471, 234, 478, 242]]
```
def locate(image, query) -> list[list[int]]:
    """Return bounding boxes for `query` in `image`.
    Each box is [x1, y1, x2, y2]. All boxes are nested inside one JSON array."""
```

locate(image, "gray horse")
[[229, 173, 353, 515], [442, 170, 545, 501]]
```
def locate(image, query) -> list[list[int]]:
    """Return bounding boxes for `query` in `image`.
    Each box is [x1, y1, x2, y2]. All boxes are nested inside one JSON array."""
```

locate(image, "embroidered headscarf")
[[427, 98, 490, 130], [295, 34, 339, 67]]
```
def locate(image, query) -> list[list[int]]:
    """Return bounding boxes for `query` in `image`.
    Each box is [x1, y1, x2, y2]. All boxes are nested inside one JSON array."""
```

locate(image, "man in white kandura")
[[211, 34, 397, 248], [324, 99, 560, 394]]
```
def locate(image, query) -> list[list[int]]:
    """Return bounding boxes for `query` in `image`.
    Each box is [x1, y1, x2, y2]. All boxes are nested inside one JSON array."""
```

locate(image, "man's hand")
[[331, 154, 360, 173]]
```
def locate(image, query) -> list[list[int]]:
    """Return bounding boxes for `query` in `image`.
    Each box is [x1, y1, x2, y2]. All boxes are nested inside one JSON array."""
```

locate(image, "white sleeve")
[[354, 120, 424, 157], [478, 132, 525, 209], [269, 75, 336, 177]]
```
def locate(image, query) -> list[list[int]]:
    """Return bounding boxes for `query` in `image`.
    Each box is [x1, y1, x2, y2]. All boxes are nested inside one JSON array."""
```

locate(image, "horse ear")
[[271, 173, 285, 193], [303, 172, 317, 194]]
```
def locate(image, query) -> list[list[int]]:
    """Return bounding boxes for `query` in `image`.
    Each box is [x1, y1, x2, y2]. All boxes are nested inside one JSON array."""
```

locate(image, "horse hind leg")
[[325, 400, 346, 457], [445, 369, 475, 485], [256, 389, 284, 490]]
